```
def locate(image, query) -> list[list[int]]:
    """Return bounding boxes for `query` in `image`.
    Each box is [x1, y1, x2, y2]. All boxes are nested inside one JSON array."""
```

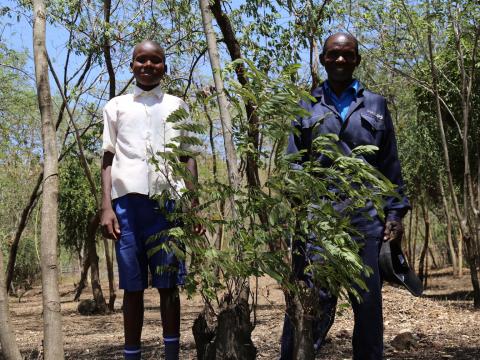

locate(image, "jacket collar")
[[311, 80, 365, 122], [311, 80, 364, 101]]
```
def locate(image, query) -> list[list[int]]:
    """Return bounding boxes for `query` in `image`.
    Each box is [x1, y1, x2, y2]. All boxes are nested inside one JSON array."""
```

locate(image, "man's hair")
[[321, 33, 359, 56], [132, 40, 166, 62]]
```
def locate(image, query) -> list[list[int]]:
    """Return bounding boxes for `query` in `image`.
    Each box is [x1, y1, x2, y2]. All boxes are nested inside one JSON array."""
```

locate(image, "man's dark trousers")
[[280, 231, 384, 360]]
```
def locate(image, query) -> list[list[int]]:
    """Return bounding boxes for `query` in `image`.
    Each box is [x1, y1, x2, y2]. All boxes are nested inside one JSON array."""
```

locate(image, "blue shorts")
[[113, 194, 186, 291]]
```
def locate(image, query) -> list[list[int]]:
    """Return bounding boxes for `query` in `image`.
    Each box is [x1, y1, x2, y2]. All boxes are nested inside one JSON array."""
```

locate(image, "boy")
[[101, 40, 202, 360]]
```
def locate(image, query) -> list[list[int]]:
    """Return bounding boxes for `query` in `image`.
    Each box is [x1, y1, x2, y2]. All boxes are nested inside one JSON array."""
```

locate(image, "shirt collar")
[[323, 79, 359, 99], [133, 85, 163, 99]]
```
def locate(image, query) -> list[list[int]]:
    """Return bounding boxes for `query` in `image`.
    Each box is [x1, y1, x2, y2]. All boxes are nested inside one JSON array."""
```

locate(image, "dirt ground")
[[5, 268, 480, 360]]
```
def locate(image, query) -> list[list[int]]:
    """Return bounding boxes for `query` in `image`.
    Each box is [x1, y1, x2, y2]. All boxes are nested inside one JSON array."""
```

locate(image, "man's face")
[[130, 42, 166, 89], [320, 35, 360, 83]]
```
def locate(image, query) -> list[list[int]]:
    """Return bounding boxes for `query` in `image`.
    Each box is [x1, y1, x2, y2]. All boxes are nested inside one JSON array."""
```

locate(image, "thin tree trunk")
[[428, 245, 438, 269], [6, 173, 42, 291], [0, 249, 22, 360], [103, 0, 115, 100], [458, 228, 463, 276], [199, 0, 239, 190], [197, 2, 255, 358], [439, 178, 457, 274], [209, 0, 260, 190], [201, 88, 225, 253], [418, 198, 429, 284], [464, 233, 480, 307], [424, 240, 429, 289], [103, 239, 116, 311], [413, 205, 419, 269], [308, 35, 321, 92], [102, 8, 117, 302], [74, 252, 90, 301], [87, 213, 108, 314], [407, 202, 414, 265], [32, 0, 64, 357]]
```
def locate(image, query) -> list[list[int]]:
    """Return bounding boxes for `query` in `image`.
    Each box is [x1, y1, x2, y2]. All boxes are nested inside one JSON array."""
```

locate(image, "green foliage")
[[1, 233, 41, 289], [58, 153, 99, 256], [149, 60, 395, 306]]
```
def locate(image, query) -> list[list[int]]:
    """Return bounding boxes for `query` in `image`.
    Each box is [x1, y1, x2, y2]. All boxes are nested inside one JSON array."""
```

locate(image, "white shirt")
[[102, 85, 193, 200]]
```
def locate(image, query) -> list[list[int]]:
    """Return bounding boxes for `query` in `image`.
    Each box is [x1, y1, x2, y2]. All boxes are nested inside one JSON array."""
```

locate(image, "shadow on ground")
[[423, 290, 473, 301]]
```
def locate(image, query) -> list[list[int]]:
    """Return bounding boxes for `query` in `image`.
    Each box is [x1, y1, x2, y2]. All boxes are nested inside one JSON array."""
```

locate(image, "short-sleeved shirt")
[[102, 85, 193, 200]]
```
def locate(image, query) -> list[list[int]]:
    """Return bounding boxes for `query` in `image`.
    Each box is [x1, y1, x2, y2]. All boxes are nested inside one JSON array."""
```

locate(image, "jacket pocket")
[[361, 112, 385, 132]]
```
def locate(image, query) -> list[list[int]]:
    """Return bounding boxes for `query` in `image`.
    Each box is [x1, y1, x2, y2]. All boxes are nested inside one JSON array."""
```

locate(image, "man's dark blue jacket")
[[286, 81, 410, 235]]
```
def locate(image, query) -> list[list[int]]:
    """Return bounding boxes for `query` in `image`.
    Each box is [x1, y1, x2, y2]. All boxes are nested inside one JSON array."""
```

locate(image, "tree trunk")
[[192, 296, 256, 360], [464, 235, 480, 307], [308, 35, 321, 92], [87, 213, 108, 314], [73, 252, 90, 302], [412, 206, 419, 269], [428, 245, 437, 269], [407, 203, 414, 265], [6, 173, 42, 292], [198, 3, 255, 358], [439, 178, 457, 274], [284, 289, 316, 360], [418, 198, 429, 284], [209, 0, 260, 190], [209, 298, 256, 360], [201, 88, 225, 254], [192, 306, 216, 360], [458, 228, 463, 276], [199, 0, 239, 190], [0, 249, 22, 360], [32, 0, 65, 358], [103, 238, 116, 311]]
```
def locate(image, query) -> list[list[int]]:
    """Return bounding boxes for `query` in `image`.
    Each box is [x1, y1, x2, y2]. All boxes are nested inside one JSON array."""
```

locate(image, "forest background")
[[0, 0, 479, 359]]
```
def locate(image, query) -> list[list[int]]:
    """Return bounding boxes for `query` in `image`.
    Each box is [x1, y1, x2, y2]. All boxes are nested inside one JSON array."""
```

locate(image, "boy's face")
[[130, 42, 166, 90]]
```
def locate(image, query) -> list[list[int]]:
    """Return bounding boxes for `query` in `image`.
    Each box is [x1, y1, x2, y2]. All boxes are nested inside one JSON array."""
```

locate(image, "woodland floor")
[[4, 267, 480, 360]]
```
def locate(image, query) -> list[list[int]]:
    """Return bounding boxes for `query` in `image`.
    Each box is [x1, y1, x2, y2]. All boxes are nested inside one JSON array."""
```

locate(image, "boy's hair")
[[132, 40, 166, 62], [321, 33, 359, 56]]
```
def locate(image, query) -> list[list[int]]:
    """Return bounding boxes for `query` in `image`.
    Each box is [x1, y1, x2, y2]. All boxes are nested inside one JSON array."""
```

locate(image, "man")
[[280, 33, 410, 360]]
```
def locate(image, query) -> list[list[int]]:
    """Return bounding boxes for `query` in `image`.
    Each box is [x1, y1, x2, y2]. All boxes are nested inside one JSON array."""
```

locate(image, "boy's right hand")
[[100, 208, 121, 241]]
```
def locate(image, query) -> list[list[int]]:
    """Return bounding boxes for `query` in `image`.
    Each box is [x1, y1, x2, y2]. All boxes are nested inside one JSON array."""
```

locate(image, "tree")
[[32, 0, 64, 357], [0, 248, 22, 360]]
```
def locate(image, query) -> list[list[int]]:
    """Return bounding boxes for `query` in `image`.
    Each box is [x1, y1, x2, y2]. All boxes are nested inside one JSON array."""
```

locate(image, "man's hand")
[[101, 207, 121, 240], [383, 220, 404, 244]]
